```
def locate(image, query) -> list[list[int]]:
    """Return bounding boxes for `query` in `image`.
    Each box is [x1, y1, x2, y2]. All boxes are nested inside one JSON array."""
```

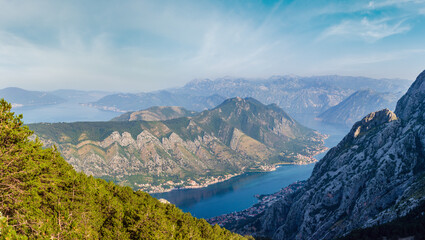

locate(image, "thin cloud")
[[368, 0, 425, 8], [319, 17, 411, 42], [0, 1, 424, 91]]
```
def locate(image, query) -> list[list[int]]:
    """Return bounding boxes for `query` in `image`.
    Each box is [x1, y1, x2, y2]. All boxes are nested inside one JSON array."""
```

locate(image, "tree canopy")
[[0, 99, 250, 240]]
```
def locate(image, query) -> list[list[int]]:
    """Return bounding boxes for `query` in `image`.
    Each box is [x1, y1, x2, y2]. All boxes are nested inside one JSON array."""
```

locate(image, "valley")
[[152, 115, 349, 219], [2, 72, 423, 239], [28, 97, 326, 193]]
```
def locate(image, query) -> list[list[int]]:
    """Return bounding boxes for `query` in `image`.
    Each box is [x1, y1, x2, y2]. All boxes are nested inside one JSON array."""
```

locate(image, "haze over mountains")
[[85, 91, 225, 112], [89, 75, 411, 117], [29, 97, 326, 193], [111, 106, 197, 121], [0, 87, 66, 108], [318, 89, 403, 126], [1, 75, 411, 127], [0, 87, 111, 108]]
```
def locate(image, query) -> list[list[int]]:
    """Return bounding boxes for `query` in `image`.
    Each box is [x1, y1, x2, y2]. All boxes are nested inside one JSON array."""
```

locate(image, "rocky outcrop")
[[346, 109, 398, 140], [235, 70, 425, 240], [395, 70, 425, 121]]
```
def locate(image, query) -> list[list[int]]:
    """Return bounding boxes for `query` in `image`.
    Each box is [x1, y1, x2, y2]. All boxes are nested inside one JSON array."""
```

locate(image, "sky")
[[0, 0, 425, 92]]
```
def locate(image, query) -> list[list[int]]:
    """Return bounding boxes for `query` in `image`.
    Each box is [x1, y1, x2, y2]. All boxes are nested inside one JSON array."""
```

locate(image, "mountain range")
[[0, 87, 112, 108], [0, 98, 250, 239], [0, 87, 66, 108], [28, 97, 326, 193], [225, 70, 425, 239], [84, 91, 225, 112], [87, 75, 411, 116], [1, 75, 411, 127]]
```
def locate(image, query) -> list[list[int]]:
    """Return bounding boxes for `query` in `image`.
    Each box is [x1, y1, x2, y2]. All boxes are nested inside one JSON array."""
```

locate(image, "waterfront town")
[[207, 181, 306, 227]]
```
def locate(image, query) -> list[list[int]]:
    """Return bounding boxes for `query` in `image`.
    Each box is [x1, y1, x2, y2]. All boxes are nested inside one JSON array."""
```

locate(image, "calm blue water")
[[153, 164, 316, 218], [14, 102, 120, 123], [153, 117, 349, 219]]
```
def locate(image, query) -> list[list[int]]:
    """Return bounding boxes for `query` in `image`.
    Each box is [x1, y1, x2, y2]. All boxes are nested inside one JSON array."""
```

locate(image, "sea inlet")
[[153, 118, 349, 219]]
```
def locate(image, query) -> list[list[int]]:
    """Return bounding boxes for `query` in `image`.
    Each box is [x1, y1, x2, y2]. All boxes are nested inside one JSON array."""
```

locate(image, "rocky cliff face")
[[236, 70, 425, 240], [29, 97, 326, 193]]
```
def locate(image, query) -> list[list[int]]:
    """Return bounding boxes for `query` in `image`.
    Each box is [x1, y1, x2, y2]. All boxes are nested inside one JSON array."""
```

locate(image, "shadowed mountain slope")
[[318, 89, 403, 126]]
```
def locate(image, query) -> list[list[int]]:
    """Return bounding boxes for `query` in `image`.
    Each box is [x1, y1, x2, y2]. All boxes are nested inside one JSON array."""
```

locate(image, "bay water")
[[153, 117, 349, 219]]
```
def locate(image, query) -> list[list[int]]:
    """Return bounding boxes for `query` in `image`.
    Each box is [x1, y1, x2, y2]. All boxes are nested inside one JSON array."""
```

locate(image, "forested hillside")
[[0, 99, 250, 239]]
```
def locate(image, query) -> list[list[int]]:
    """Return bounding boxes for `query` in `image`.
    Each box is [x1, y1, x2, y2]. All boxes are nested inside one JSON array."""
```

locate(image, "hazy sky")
[[1, 0, 425, 92]]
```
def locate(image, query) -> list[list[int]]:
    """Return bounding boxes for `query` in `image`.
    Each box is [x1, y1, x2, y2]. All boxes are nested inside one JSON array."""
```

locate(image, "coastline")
[[145, 148, 327, 194], [207, 181, 306, 228]]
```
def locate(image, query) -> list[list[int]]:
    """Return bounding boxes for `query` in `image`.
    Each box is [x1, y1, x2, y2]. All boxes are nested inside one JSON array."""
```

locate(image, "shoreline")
[[147, 149, 326, 194], [207, 181, 306, 228]]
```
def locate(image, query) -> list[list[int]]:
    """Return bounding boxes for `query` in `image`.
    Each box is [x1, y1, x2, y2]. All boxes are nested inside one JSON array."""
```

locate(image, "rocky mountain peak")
[[395, 70, 425, 121], [350, 108, 398, 139], [402, 70, 425, 95], [212, 97, 263, 113]]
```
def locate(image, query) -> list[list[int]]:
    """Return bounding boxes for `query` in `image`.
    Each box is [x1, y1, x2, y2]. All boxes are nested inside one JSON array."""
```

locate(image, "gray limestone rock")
[[237, 70, 425, 240]]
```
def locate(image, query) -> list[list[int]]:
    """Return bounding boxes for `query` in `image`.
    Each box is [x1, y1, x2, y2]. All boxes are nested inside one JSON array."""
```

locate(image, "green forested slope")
[[0, 99, 249, 240]]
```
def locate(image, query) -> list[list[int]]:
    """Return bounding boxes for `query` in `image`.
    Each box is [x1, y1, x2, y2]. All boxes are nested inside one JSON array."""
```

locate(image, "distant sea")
[[15, 102, 120, 123]]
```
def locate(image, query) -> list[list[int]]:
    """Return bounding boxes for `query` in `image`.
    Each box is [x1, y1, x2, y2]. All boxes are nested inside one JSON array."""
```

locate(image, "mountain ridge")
[[85, 91, 225, 112], [0, 87, 66, 108], [29, 97, 326, 193], [0, 98, 250, 239], [111, 106, 196, 121], [318, 89, 402, 126], [87, 75, 411, 116]]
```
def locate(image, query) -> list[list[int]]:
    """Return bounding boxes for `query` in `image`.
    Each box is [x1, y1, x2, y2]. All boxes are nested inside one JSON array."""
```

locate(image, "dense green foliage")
[[0, 99, 250, 239], [340, 200, 425, 240], [0, 212, 27, 240]]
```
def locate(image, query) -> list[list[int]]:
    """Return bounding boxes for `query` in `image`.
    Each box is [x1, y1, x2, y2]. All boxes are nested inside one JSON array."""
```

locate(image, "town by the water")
[[207, 181, 306, 227]]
